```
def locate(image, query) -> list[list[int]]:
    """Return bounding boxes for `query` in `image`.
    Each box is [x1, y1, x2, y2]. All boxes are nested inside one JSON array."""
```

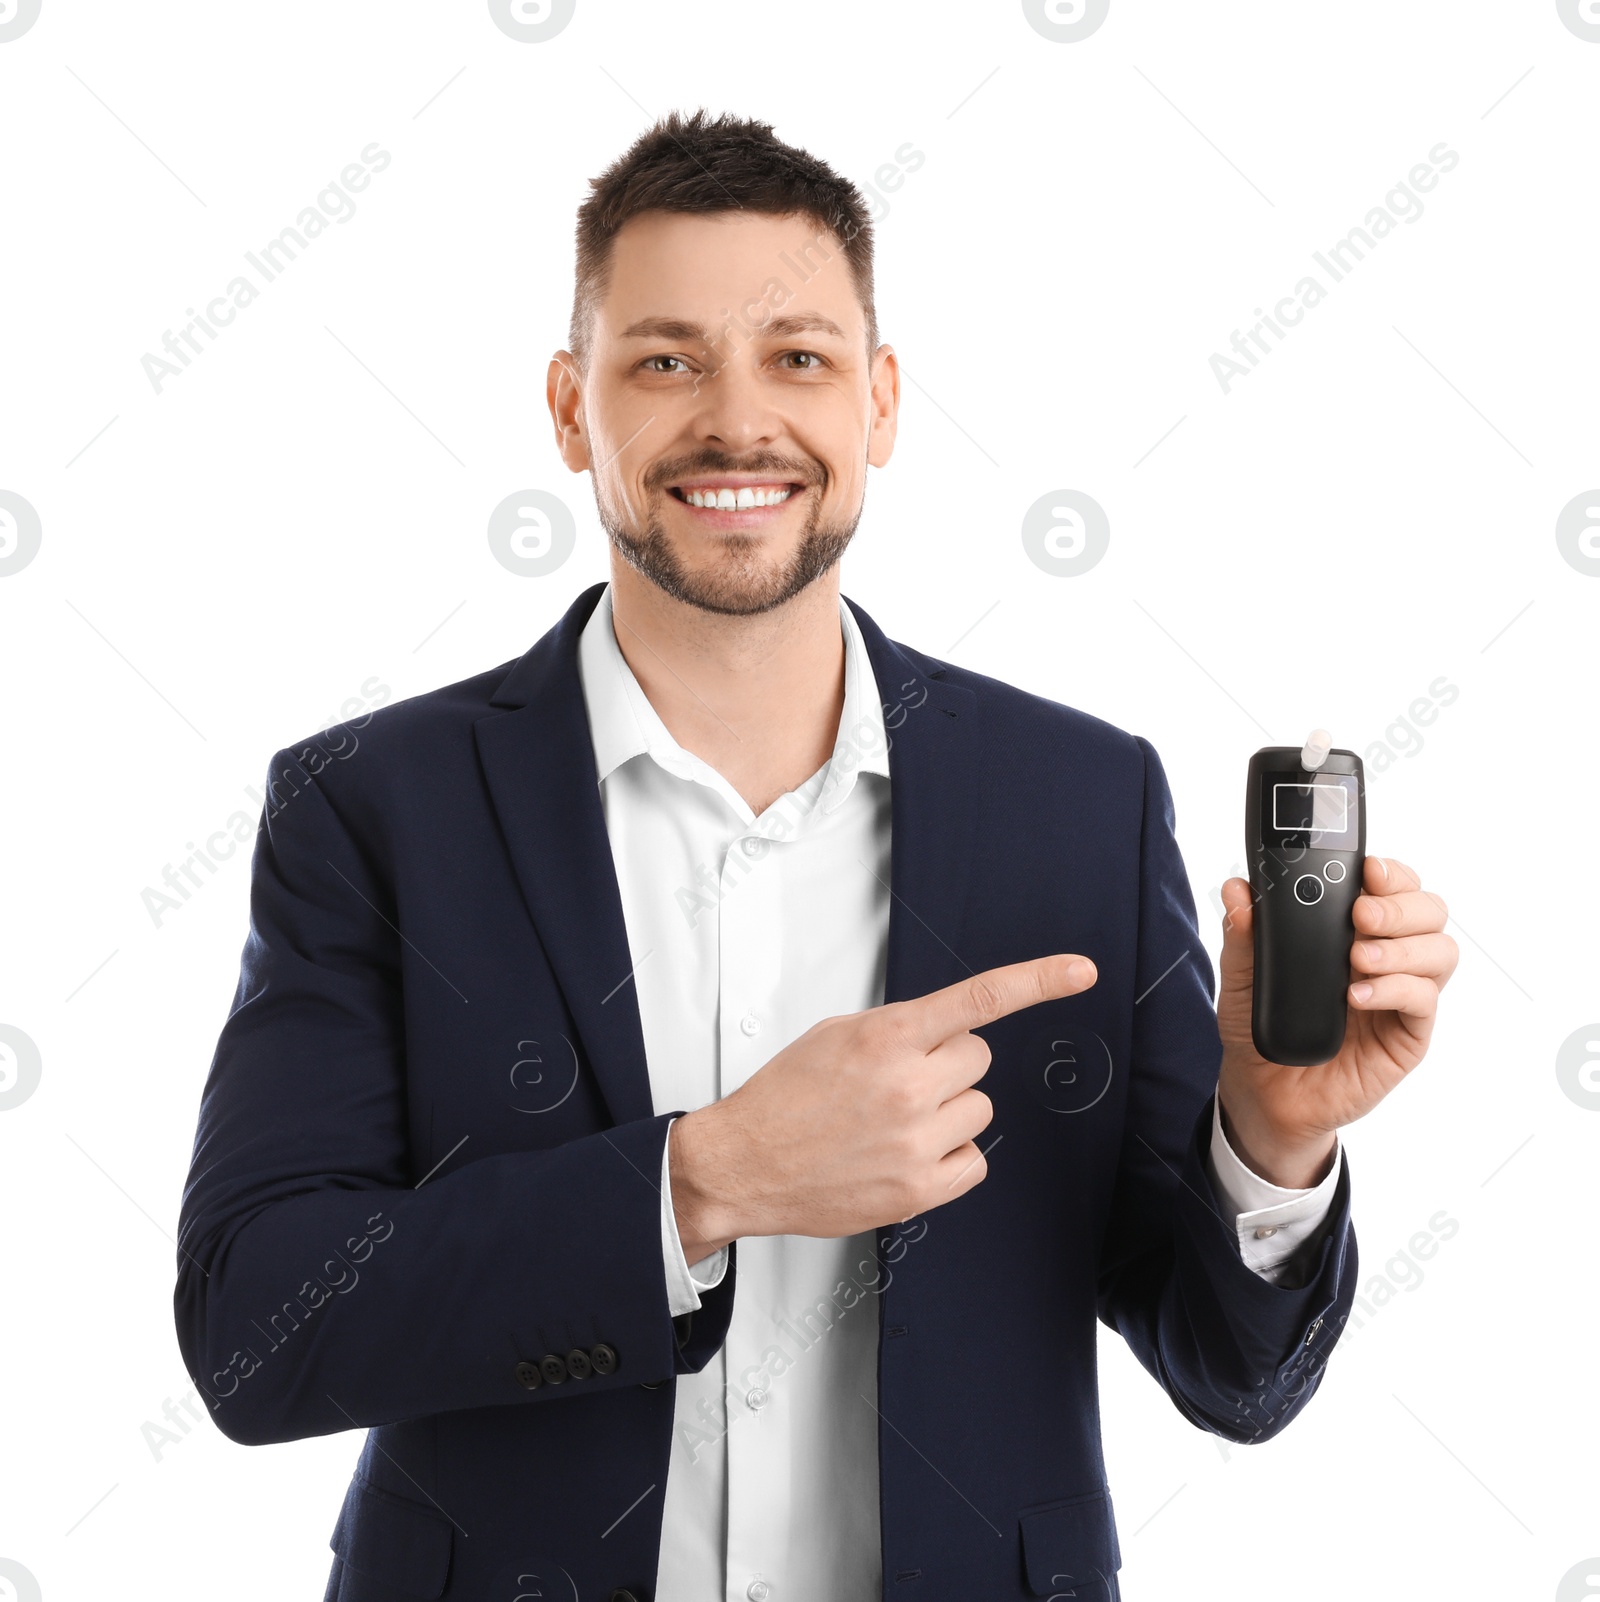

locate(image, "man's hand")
[[1215, 856, 1458, 1187], [669, 953, 1098, 1263]]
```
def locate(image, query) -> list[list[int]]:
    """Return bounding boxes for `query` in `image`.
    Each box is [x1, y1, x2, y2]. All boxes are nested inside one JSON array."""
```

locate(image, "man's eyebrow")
[[619, 316, 708, 341], [618, 311, 850, 342], [762, 312, 848, 341]]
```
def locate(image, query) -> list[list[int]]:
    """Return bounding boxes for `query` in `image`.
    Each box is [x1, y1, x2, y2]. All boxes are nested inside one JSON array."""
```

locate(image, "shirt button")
[[740, 1012, 762, 1037], [741, 835, 766, 857], [747, 1582, 771, 1602], [745, 1386, 768, 1411], [1253, 1226, 1278, 1238]]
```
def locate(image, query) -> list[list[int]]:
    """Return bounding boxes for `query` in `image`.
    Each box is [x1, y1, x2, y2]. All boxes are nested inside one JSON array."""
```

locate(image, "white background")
[[1, 1, 1595, 1597]]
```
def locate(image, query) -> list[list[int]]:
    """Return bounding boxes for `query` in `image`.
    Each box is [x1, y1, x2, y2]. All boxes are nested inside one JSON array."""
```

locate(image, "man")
[[175, 111, 1456, 1601]]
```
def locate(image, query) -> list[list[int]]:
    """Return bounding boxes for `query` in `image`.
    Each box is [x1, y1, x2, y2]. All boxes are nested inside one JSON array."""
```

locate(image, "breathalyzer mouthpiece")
[[1300, 728, 1333, 771]]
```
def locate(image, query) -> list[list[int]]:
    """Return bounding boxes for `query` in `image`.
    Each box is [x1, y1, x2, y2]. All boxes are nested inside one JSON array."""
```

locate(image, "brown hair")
[[570, 108, 878, 365]]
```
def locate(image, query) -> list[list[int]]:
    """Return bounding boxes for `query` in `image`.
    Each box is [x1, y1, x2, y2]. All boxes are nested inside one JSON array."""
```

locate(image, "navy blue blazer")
[[174, 581, 1357, 1601]]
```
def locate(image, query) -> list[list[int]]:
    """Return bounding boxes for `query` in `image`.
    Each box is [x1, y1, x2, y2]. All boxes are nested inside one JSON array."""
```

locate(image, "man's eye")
[[779, 350, 825, 370], [643, 355, 691, 374]]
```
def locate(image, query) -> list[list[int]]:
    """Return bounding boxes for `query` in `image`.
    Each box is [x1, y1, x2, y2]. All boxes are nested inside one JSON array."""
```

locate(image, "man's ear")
[[866, 343, 900, 469], [547, 351, 592, 473]]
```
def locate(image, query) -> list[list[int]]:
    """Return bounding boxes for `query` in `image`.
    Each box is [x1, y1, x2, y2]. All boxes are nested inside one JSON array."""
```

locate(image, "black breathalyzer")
[[1245, 732, 1366, 1066]]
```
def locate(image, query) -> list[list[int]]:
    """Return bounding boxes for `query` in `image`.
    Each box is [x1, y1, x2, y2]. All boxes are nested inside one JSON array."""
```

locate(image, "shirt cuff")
[[1205, 1092, 1341, 1284], [660, 1114, 729, 1318]]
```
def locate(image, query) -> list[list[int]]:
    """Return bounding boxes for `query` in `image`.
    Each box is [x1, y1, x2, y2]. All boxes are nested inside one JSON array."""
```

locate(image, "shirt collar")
[[576, 582, 889, 815]]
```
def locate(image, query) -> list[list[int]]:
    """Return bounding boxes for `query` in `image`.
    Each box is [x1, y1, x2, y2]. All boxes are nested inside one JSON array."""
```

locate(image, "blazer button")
[[514, 1361, 542, 1391], [565, 1347, 593, 1381], [538, 1354, 568, 1385], [608, 1591, 639, 1602], [590, 1342, 619, 1375], [639, 1378, 666, 1390]]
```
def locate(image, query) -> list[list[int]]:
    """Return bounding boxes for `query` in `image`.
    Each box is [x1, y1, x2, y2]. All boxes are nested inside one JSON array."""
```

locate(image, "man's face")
[[548, 210, 899, 616]]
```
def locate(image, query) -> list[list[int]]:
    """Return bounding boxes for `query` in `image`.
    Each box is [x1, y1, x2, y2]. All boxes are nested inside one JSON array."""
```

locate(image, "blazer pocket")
[[329, 1474, 454, 1599], [1017, 1487, 1121, 1599]]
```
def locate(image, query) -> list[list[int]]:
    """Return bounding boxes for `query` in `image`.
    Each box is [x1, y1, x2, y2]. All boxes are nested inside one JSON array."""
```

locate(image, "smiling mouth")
[[667, 482, 804, 510]]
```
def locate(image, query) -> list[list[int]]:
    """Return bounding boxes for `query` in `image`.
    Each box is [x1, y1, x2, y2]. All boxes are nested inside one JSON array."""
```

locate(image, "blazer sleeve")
[[173, 747, 736, 1447], [1094, 735, 1359, 1444]]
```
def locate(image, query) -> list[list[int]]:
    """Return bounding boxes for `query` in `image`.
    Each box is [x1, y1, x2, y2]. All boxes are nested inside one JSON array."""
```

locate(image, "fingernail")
[[1068, 959, 1096, 986], [1358, 941, 1382, 963], [1376, 858, 1388, 881], [1350, 981, 1373, 1002]]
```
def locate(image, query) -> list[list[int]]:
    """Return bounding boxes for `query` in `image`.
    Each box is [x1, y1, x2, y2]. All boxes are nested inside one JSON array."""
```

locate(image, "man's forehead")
[[597, 209, 864, 333]]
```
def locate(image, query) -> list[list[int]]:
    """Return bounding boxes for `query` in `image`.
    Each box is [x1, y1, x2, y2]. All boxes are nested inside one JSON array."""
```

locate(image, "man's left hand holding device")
[[1214, 858, 1459, 1188]]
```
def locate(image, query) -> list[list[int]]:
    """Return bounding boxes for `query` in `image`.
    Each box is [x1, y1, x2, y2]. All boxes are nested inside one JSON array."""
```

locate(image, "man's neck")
[[606, 561, 847, 817]]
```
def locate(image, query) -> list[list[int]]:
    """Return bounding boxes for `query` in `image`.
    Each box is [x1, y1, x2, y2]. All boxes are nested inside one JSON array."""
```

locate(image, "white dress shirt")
[[573, 581, 1341, 1601]]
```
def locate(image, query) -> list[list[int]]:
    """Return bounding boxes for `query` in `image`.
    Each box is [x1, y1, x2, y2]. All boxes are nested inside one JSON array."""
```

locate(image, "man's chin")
[[599, 516, 859, 618]]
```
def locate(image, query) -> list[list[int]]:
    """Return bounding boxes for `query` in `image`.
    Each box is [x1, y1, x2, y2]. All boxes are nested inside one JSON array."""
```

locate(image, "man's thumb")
[[1218, 877, 1254, 951]]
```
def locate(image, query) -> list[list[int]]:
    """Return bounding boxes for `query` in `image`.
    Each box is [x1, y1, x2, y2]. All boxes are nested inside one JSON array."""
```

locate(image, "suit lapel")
[[474, 583, 656, 1129], [473, 582, 986, 1133], [844, 596, 984, 1006]]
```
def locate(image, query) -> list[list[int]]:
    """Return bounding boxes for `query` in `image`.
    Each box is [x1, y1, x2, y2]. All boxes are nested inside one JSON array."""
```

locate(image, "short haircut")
[[569, 108, 879, 366]]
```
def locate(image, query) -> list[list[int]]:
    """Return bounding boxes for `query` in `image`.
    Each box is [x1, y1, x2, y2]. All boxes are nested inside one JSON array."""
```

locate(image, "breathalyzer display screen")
[[1262, 773, 1359, 849], [1274, 782, 1347, 833]]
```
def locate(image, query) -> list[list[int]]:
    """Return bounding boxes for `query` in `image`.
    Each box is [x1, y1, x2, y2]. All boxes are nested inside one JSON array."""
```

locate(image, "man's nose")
[[690, 361, 783, 453]]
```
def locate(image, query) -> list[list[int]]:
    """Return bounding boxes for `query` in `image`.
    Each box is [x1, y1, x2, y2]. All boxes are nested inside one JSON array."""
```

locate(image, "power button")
[[1293, 874, 1324, 905]]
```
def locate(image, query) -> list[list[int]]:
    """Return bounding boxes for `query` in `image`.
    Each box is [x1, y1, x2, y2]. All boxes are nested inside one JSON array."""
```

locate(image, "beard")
[[593, 448, 861, 617]]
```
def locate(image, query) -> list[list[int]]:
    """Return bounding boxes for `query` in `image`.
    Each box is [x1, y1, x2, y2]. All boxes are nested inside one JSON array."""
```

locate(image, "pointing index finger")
[[898, 954, 1097, 1050]]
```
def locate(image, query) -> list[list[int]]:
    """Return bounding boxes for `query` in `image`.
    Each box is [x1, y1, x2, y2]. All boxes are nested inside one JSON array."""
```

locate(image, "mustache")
[[642, 449, 826, 491]]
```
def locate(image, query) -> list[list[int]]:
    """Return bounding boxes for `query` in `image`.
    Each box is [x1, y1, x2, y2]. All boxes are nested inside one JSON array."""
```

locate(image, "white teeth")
[[683, 486, 794, 508]]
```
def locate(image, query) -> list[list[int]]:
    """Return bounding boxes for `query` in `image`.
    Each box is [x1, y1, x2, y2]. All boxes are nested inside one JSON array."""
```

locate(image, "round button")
[[610, 1591, 640, 1602], [1293, 874, 1324, 905], [747, 1582, 771, 1602], [1323, 859, 1347, 884], [539, 1353, 568, 1385], [1254, 1226, 1278, 1239], [745, 1386, 768, 1411], [741, 835, 767, 857], [565, 1347, 593, 1381], [590, 1342, 618, 1376], [514, 1360, 542, 1391], [739, 1012, 762, 1037]]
